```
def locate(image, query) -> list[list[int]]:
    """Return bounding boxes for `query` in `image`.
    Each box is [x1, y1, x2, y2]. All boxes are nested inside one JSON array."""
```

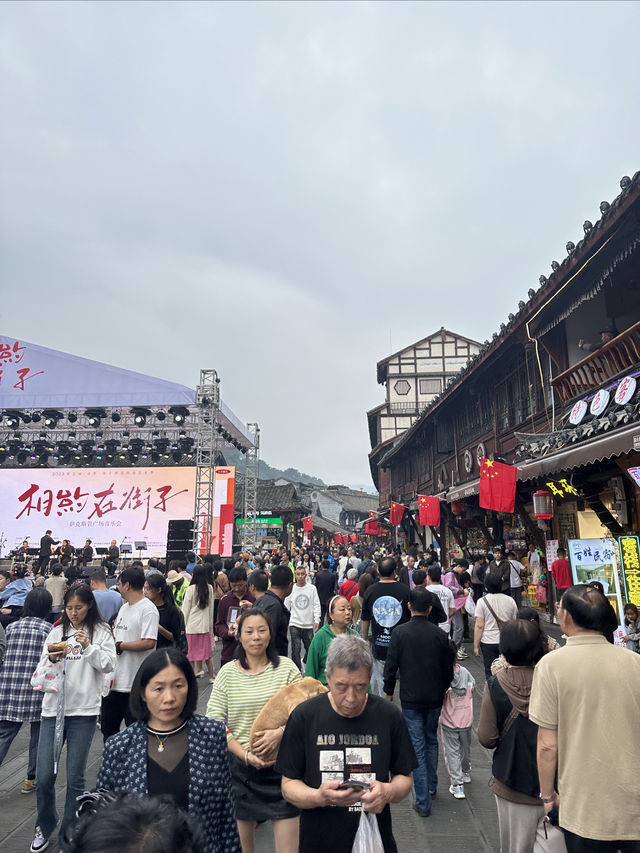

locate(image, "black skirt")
[[228, 753, 300, 822]]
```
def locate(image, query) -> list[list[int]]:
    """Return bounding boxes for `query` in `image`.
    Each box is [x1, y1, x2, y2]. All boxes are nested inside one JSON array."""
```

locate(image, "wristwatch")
[[539, 792, 556, 803]]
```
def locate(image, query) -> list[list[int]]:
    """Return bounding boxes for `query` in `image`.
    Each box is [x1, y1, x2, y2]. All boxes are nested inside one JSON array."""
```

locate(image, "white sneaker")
[[456, 649, 468, 660], [449, 784, 466, 799], [462, 772, 472, 784], [30, 827, 50, 852]]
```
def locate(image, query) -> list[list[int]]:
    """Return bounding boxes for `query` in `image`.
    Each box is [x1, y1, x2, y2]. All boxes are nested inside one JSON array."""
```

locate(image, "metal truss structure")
[[0, 403, 248, 468], [241, 423, 260, 550], [192, 370, 220, 554]]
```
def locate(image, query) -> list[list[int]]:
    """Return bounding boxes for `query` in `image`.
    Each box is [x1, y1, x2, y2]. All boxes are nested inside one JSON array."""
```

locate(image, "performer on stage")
[[56, 540, 74, 568], [80, 539, 94, 568], [102, 540, 120, 578], [36, 530, 58, 576]]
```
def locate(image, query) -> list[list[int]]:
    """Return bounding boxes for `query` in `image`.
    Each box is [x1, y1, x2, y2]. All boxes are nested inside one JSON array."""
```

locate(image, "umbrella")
[[53, 656, 67, 775]]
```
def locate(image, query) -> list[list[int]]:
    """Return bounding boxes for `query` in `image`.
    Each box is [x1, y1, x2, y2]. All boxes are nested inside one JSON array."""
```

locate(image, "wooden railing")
[[552, 320, 640, 402]]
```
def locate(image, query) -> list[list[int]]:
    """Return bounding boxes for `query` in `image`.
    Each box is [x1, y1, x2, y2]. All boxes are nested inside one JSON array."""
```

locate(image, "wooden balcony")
[[552, 320, 640, 402]]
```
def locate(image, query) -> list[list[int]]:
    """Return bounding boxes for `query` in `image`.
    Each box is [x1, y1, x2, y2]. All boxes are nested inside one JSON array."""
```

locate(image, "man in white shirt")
[[426, 566, 455, 634], [101, 566, 159, 742], [347, 548, 361, 576], [285, 566, 321, 672], [507, 549, 525, 609]]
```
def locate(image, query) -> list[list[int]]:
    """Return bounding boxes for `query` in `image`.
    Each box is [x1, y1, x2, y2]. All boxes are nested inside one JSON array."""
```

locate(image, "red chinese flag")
[[479, 458, 517, 513], [350, 533, 357, 543], [365, 511, 379, 535], [389, 501, 405, 526], [418, 495, 440, 527], [302, 516, 313, 532], [334, 533, 342, 544]]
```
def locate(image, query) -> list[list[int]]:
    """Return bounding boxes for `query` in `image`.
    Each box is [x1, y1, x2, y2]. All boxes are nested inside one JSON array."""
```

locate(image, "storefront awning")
[[447, 479, 481, 501], [517, 422, 640, 481]]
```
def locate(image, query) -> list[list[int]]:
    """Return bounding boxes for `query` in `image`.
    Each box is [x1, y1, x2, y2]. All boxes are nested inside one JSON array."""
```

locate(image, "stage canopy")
[[0, 334, 253, 447]]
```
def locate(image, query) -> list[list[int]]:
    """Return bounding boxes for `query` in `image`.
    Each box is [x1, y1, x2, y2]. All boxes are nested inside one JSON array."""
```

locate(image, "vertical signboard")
[[618, 535, 640, 608], [568, 537, 625, 621], [211, 466, 235, 558]]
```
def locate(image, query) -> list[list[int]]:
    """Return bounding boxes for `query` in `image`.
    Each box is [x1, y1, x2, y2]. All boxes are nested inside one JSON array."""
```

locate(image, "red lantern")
[[533, 490, 553, 520], [451, 500, 463, 515]]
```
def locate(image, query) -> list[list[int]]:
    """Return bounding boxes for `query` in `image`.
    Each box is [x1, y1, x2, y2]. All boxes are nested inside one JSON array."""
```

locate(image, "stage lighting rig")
[[3, 410, 21, 430]]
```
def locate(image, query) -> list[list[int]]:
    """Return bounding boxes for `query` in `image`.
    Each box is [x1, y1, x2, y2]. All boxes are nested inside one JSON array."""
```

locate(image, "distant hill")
[[223, 448, 326, 487]]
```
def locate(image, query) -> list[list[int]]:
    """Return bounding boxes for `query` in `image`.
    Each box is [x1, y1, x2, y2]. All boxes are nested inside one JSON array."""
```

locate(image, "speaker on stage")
[[166, 519, 194, 565]]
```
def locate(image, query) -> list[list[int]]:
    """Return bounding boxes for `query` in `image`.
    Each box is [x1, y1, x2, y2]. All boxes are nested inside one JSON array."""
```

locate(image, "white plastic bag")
[[464, 590, 476, 616], [351, 807, 384, 853], [31, 657, 64, 693]]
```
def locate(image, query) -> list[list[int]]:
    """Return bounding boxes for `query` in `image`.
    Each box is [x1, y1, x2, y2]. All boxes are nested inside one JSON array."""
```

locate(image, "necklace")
[[146, 720, 187, 752]]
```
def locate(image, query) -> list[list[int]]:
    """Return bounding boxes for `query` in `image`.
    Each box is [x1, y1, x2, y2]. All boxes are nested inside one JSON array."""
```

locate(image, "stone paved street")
[[0, 620, 564, 853]]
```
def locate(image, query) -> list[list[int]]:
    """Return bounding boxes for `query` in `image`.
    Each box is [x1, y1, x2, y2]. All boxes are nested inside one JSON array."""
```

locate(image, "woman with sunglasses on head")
[[31, 584, 116, 853], [97, 647, 241, 853]]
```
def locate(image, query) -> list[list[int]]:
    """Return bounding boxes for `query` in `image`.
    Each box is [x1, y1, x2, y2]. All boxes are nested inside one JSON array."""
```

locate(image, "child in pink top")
[[439, 648, 475, 799]]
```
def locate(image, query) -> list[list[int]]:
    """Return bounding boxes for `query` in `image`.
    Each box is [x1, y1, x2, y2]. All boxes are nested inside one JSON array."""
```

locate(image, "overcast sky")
[[1, 1, 639, 488]]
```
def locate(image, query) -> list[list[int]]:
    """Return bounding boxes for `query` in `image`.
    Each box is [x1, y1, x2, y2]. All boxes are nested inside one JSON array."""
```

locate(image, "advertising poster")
[[0, 467, 196, 556], [567, 537, 625, 621]]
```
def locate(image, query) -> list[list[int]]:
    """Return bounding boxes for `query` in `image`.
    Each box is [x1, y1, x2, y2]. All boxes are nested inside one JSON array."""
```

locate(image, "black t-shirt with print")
[[360, 581, 411, 661], [275, 693, 417, 853]]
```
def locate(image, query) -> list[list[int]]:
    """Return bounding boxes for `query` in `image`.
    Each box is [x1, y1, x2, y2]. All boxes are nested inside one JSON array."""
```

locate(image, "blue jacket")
[[97, 715, 241, 853], [0, 577, 33, 608]]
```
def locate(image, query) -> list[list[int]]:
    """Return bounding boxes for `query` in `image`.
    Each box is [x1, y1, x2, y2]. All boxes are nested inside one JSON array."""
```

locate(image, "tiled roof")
[[234, 482, 306, 513]]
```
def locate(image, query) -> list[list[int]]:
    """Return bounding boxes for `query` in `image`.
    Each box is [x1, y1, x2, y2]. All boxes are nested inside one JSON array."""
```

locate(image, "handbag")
[[31, 656, 65, 694], [464, 590, 476, 616]]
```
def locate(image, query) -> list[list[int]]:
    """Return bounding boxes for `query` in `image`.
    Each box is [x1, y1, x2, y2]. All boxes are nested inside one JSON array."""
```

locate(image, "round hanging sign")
[[614, 375, 636, 405], [569, 399, 588, 425], [590, 388, 610, 417]]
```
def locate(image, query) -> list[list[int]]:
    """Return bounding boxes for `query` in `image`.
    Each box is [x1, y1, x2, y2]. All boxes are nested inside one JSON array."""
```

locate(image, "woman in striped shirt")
[[207, 607, 301, 853]]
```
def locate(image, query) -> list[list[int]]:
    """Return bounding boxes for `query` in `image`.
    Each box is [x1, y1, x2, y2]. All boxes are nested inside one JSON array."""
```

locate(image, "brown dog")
[[249, 677, 328, 763]]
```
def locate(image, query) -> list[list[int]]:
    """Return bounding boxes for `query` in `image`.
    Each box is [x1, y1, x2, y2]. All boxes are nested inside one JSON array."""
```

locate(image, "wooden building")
[[373, 172, 640, 563]]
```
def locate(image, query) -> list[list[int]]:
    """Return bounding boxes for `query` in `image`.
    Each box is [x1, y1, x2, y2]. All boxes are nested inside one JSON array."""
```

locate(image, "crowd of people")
[[0, 536, 638, 853]]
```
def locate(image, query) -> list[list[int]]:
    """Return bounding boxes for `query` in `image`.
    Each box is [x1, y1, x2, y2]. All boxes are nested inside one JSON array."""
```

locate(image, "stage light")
[[4, 411, 21, 429], [111, 412, 121, 423], [172, 451, 182, 462], [169, 406, 189, 425], [131, 407, 152, 427], [156, 411, 166, 421], [31, 412, 41, 423], [85, 408, 107, 427], [17, 451, 27, 464], [67, 412, 78, 423], [43, 410, 64, 428], [22, 414, 32, 424]]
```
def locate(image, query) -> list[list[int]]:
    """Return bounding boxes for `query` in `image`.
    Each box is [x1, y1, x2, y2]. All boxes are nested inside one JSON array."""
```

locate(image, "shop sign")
[[634, 435, 640, 451], [545, 478, 578, 498], [235, 517, 283, 527], [569, 399, 588, 425], [618, 535, 640, 608], [545, 539, 559, 570], [568, 537, 624, 621], [627, 466, 640, 488], [614, 375, 636, 405], [589, 389, 610, 417]]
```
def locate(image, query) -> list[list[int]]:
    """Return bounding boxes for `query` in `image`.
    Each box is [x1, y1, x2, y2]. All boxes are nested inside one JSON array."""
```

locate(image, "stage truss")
[[241, 423, 260, 549]]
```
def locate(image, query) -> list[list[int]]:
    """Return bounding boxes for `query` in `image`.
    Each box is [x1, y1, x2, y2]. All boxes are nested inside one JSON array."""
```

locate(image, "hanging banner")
[[205, 466, 235, 558], [618, 535, 640, 608], [568, 537, 624, 621]]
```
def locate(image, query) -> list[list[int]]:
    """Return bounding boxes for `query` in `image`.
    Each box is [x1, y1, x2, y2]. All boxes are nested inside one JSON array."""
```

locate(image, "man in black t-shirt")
[[314, 560, 338, 625], [360, 557, 410, 695], [36, 529, 59, 575], [277, 635, 417, 853]]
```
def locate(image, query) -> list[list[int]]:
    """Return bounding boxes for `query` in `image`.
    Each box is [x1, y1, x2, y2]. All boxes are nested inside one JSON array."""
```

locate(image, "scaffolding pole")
[[192, 370, 220, 554], [241, 423, 260, 550]]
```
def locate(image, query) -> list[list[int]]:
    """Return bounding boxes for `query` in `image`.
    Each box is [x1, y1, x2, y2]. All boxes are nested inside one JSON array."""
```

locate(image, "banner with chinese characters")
[[0, 467, 195, 555], [618, 535, 640, 608], [568, 537, 624, 621], [208, 466, 235, 558]]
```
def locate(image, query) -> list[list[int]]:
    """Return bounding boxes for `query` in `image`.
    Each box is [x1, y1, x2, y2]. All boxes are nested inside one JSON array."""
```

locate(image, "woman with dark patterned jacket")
[[97, 648, 240, 853]]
